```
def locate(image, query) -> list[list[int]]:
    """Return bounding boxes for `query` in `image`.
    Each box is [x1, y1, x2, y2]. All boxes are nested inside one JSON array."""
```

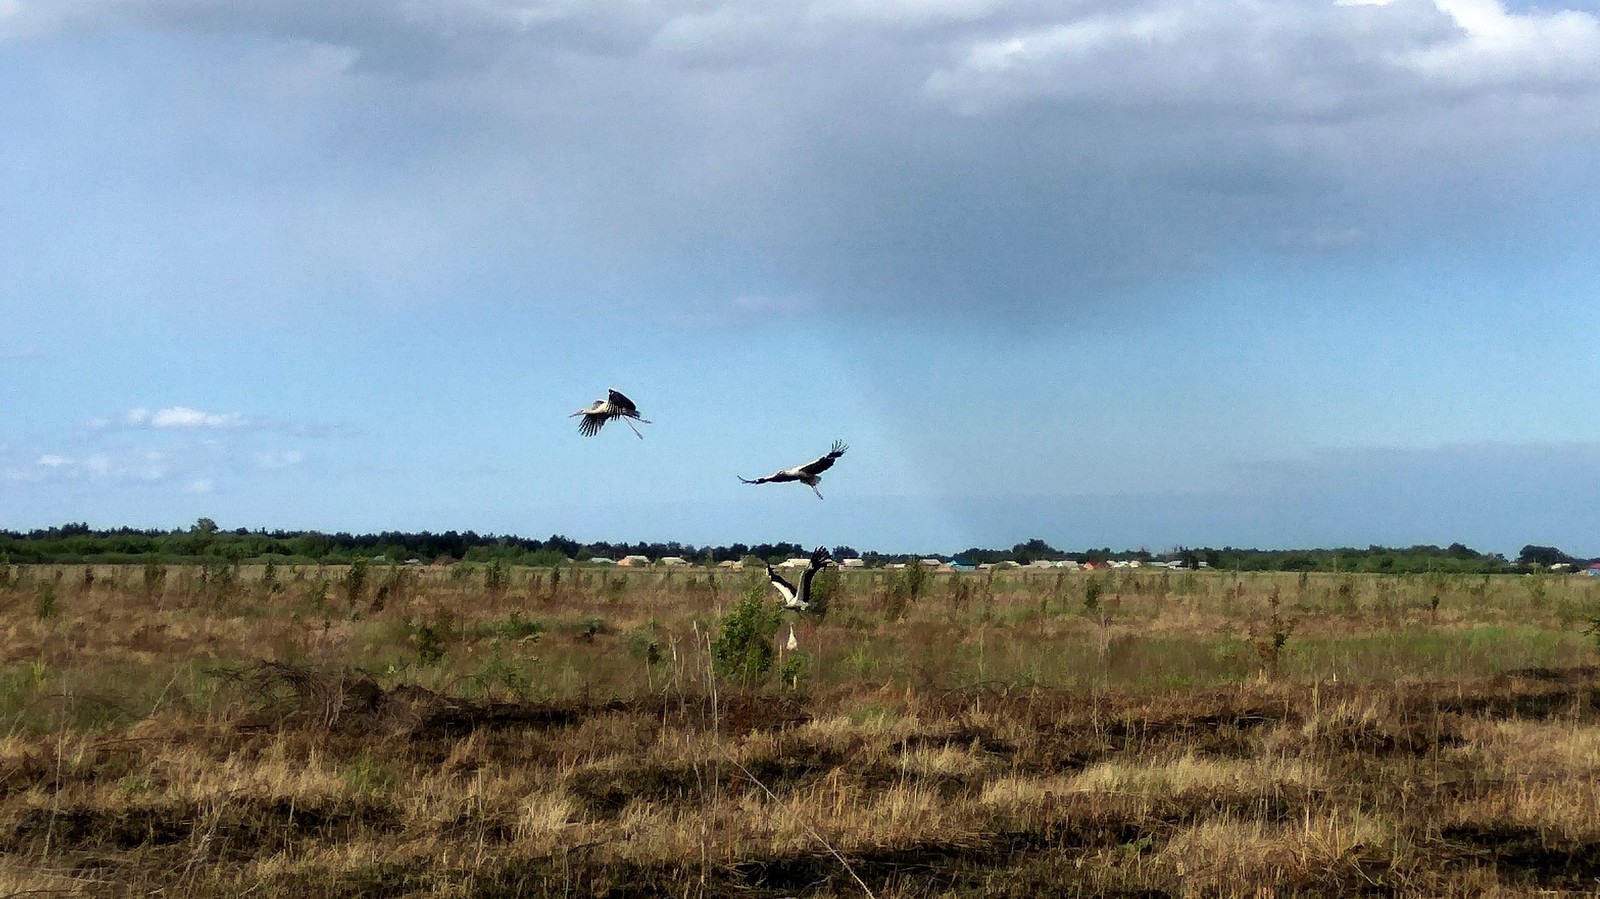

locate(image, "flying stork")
[[766, 546, 832, 612], [739, 440, 848, 499], [571, 388, 651, 439]]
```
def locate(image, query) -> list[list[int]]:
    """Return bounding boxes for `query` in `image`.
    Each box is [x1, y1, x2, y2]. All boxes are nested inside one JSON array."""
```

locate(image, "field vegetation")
[[2, 561, 1599, 896]]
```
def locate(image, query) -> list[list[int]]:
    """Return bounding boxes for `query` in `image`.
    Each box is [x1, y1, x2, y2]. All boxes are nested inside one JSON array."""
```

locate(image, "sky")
[[2, 0, 1598, 556]]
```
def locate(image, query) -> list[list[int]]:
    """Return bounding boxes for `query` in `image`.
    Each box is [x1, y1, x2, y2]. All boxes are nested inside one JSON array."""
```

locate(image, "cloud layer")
[[2, 407, 324, 494], [5, 0, 1597, 318], [123, 406, 244, 429]]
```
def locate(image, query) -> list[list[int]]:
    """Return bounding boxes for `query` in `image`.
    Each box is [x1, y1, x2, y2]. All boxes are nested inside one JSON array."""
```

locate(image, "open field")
[[2, 563, 1599, 896]]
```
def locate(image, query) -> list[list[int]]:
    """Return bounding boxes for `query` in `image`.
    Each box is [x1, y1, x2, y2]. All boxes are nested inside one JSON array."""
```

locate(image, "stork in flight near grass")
[[571, 388, 651, 439], [766, 546, 832, 612], [739, 440, 847, 499]]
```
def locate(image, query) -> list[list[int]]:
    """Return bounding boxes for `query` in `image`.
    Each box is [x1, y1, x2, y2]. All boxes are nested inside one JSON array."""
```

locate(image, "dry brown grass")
[[0, 565, 1598, 896]]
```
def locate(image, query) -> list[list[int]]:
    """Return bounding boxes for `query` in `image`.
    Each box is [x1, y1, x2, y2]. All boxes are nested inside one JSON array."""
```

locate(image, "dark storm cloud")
[[4, 0, 1599, 317]]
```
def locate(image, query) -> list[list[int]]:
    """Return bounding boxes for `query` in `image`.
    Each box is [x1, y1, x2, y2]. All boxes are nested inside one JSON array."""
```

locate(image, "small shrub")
[[1524, 574, 1549, 605], [201, 557, 235, 602], [713, 579, 780, 683], [884, 565, 926, 621], [34, 581, 58, 620], [576, 616, 608, 641], [1083, 576, 1105, 616], [261, 558, 282, 595], [808, 565, 841, 619], [413, 616, 451, 665], [344, 558, 370, 605], [627, 629, 663, 665], [305, 574, 330, 609], [484, 558, 509, 594], [1251, 587, 1295, 677], [490, 611, 546, 641], [604, 574, 627, 602], [1333, 576, 1358, 613], [466, 649, 534, 699], [949, 576, 974, 612], [779, 653, 809, 690], [1582, 604, 1600, 658]]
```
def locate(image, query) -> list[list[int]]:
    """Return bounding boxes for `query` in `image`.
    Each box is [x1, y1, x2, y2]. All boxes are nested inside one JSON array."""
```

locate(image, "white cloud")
[[923, 1, 1600, 118], [149, 406, 245, 429], [1400, 0, 1600, 89], [805, 0, 1001, 28], [109, 406, 246, 430], [19, 447, 170, 482], [254, 449, 305, 470], [183, 478, 214, 494]]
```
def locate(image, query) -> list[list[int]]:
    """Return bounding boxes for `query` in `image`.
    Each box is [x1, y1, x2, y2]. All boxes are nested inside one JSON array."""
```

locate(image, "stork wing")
[[607, 389, 638, 414], [798, 547, 831, 597], [577, 413, 606, 437], [798, 441, 847, 476], [766, 565, 798, 604]]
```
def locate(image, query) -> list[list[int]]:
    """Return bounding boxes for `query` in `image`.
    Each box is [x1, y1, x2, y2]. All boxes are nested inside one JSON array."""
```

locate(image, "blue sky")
[[3, 0, 1598, 556]]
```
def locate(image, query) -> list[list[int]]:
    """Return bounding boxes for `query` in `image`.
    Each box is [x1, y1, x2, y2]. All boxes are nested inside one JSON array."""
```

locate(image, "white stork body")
[[571, 388, 651, 439], [739, 441, 847, 499], [766, 546, 831, 611]]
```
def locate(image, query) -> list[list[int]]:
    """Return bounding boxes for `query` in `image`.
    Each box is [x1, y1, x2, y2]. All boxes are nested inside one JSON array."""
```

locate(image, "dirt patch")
[[730, 823, 1164, 896], [569, 762, 703, 817], [1440, 824, 1600, 889], [219, 662, 814, 740], [3, 795, 400, 855]]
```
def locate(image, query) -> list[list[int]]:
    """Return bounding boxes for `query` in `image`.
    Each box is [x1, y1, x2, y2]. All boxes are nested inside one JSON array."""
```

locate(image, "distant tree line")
[[0, 522, 1590, 573], [0, 521, 812, 567], [944, 539, 1576, 574]]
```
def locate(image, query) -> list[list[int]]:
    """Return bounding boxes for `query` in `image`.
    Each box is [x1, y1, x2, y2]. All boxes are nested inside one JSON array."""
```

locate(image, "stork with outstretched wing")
[[739, 440, 847, 499], [766, 546, 832, 611], [571, 388, 651, 439]]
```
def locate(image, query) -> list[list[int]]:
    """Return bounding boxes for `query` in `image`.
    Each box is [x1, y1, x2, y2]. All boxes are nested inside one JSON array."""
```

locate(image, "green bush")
[[484, 558, 509, 594], [142, 562, 167, 599], [488, 610, 546, 640], [415, 620, 448, 665], [34, 581, 58, 620], [343, 558, 369, 605], [713, 578, 781, 683]]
